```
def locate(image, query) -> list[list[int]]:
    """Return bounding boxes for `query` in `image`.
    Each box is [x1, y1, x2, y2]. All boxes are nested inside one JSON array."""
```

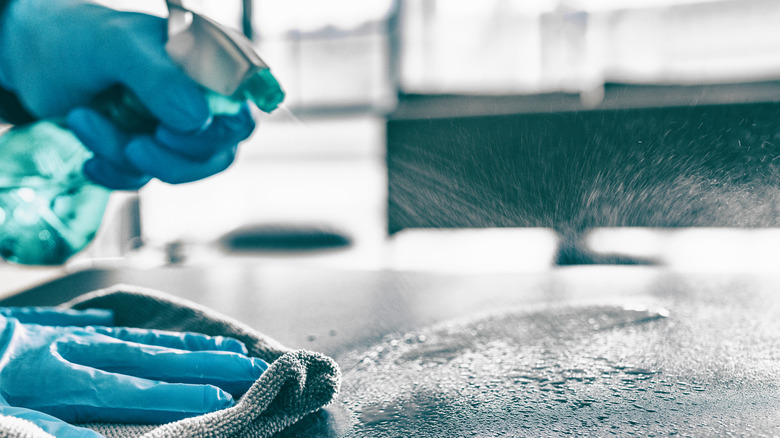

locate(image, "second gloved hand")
[[0, 310, 268, 424]]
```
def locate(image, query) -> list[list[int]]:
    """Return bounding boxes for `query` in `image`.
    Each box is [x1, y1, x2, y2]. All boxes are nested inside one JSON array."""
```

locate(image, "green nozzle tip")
[[245, 69, 285, 113]]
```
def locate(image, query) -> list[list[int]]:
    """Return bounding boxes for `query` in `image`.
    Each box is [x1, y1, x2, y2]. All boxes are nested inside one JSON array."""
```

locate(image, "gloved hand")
[[0, 0, 256, 190], [0, 394, 105, 438], [0, 307, 268, 425], [0, 306, 114, 326]]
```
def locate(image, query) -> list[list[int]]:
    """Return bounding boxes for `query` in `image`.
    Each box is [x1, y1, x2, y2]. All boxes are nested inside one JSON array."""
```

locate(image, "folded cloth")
[[0, 284, 341, 438]]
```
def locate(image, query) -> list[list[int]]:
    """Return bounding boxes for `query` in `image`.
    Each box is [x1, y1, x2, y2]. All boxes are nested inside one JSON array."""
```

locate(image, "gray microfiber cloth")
[[0, 284, 341, 438]]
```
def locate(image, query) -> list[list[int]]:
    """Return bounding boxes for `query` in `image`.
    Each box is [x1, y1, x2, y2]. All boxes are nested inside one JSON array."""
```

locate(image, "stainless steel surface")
[[4, 264, 780, 436]]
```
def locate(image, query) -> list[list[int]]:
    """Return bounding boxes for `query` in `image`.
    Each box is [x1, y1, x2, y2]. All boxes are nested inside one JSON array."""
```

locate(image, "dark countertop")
[[4, 262, 780, 437]]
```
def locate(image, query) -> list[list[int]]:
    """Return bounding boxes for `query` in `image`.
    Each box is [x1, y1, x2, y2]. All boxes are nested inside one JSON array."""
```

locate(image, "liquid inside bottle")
[[0, 121, 110, 265]]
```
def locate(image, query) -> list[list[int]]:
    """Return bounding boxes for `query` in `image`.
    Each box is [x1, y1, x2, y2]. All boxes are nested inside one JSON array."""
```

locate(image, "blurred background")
[[5, 0, 780, 295]]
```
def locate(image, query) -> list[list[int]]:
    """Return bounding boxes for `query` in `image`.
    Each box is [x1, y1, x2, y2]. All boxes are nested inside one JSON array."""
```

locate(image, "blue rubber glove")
[[0, 394, 105, 438], [0, 308, 268, 424], [0, 0, 256, 190], [0, 306, 114, 327]]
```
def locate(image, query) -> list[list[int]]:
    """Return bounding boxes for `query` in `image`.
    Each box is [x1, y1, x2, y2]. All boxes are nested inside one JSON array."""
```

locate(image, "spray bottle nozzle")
[[164, 3, 284, 113]]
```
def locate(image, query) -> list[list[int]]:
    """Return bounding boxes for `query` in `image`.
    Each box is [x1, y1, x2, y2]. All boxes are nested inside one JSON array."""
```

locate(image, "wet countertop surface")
[[3, 263, 780, 437]]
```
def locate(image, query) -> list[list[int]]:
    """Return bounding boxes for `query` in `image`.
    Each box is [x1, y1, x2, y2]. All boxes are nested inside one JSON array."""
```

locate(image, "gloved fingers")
[[67, 107, 152, 190], [88, 325, 249, 354], [121, 57, 211, 133], [125, 135, 238, 185], [83, 158, 153, 191], [59, 337, 267, 398], [29, 367, 235, 424], [67, 106, 130, 161], [154, 103, 256, 161], [0, 402, 105, 438], [98, 12, 210, 132], [0, 307, 114, 327], [69, 106, 242, 187]]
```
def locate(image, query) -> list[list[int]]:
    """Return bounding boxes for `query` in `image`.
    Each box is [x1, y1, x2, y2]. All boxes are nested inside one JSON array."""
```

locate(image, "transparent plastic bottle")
[[0, 70, 284, 266], [0, 120, 109, 265]]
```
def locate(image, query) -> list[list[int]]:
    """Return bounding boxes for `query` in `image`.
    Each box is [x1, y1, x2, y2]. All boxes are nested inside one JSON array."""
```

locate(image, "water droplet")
[[625, 367, 657, 376]]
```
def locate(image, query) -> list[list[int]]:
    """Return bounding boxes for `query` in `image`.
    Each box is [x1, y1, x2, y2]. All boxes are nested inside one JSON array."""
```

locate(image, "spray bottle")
[[0, 2, 284, 265]]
